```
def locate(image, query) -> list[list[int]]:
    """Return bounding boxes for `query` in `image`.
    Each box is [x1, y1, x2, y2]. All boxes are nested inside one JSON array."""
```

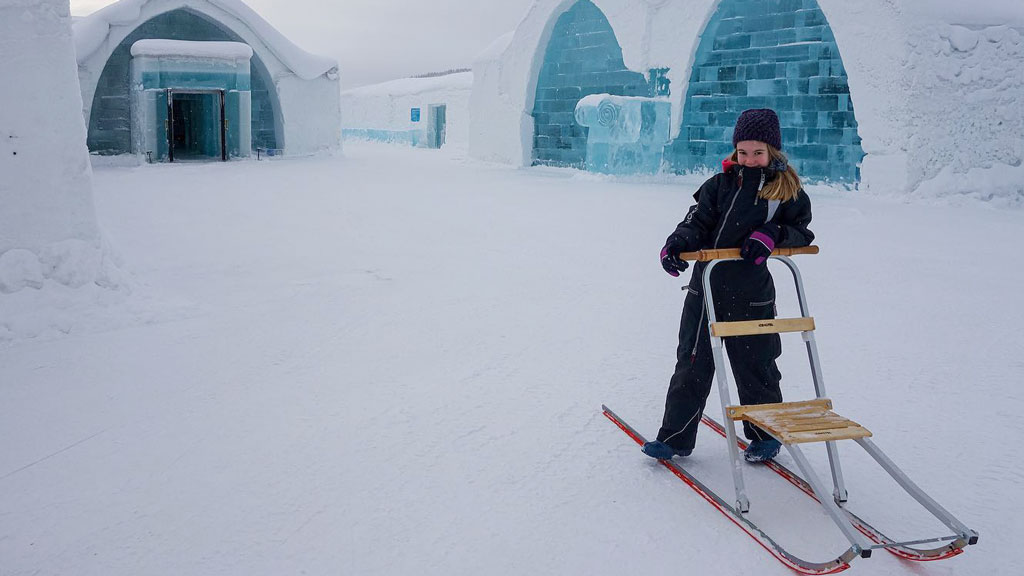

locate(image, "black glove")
[[741, 223, 781, 266], [660, 237, 689, 277]]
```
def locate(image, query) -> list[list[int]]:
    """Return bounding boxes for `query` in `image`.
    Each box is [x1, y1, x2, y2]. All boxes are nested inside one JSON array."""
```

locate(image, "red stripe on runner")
[[603, 410, 850, 575]]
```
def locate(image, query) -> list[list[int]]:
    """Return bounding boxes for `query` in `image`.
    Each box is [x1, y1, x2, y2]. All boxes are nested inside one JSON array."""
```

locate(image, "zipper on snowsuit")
[[689, 172, 751, 363], [691, 304, 705, 364]]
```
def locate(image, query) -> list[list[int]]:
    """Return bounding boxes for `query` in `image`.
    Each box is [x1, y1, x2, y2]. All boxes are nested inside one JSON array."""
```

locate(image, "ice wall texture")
[[530, 0, 649, 168], [87, 8, 278, 155], [666, 0, 864, 183], [0, 0, 121, 295], [903, 24, 1024, 203]]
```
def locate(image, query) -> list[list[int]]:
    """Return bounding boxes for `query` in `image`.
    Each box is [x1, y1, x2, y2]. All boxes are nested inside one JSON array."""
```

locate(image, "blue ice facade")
[[130, 46, 251, 161], [666, 0, 864, 183], [531, 0, 863, 183], [531, 0, 654, 169], [87, 9, 279, 155]]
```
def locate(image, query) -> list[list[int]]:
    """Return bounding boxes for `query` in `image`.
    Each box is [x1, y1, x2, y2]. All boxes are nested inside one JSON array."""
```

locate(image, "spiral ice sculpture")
[[574, 94, 642, 143]]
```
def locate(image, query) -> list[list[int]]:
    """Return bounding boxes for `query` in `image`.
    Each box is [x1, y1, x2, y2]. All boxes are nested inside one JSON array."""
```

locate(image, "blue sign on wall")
[[411, 108, 420, 122]]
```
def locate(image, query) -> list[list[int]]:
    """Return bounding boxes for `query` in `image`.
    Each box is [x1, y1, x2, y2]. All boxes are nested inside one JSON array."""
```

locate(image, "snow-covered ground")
[[2, 141, 1021, 575]]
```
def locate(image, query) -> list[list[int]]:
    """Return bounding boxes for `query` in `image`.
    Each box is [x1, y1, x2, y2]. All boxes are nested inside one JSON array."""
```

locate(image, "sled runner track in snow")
[[699, 414, 971, 562], [602, 405, 858, 575]]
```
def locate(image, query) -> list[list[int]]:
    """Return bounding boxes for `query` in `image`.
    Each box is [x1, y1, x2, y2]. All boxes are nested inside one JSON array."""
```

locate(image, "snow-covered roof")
[[341, 72, 473, 98], [73, 0, 337, 80], [131, 39, 253, 60]]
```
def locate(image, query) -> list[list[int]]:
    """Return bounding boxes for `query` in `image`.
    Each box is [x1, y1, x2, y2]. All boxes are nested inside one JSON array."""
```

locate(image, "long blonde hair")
[[729, 145, 802, 202]]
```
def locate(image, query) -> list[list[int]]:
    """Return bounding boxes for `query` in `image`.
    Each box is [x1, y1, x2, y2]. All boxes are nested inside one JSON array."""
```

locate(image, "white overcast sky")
[[70, 0, 535, 89]]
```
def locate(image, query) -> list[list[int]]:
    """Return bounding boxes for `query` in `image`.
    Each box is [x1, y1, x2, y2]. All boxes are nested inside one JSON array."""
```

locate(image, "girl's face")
[[735, 140, 770, 168]]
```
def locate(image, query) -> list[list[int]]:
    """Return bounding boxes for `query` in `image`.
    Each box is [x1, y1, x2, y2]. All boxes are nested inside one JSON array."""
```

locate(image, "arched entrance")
[[86, 8, 280, 155], [667, 0, 864, 183], [530, 0, 649, 168]]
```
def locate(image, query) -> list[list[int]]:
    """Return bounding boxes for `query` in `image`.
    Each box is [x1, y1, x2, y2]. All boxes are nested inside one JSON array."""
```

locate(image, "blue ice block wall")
[[87, 9, 278, 155], [574, 95, 671, 174], [531, 0, 650, 168], [665, 0, 864, 183]]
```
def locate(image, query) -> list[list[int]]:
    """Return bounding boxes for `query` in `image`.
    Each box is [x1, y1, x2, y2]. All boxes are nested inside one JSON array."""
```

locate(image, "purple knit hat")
[[732, 108, 782, 150]]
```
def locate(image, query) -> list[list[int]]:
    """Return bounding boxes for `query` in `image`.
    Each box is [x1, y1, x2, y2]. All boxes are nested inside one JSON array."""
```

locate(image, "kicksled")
[[604, 247, 977, 574]]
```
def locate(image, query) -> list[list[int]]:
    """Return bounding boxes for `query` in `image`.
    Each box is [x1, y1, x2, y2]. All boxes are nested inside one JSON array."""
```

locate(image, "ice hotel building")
[[471, 0, 1024, 192], [73, 0, 341, 161]]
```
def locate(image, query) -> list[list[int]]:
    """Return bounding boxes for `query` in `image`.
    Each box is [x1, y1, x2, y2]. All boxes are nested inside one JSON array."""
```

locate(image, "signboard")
[[411, 108, 421, 122]]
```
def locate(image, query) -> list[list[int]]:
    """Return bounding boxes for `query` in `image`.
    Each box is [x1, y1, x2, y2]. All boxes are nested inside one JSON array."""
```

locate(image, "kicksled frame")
[[649, 246, 977, 566], [696, 247, 977, 556]]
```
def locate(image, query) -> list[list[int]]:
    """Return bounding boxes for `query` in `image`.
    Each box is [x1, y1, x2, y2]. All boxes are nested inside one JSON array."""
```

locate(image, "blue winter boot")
[[641, 441, 692, 460], [744, 438, 781, 463]]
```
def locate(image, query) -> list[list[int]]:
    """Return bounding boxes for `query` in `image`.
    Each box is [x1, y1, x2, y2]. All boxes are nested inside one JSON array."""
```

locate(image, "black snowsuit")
[[657, 163, 814, 451]]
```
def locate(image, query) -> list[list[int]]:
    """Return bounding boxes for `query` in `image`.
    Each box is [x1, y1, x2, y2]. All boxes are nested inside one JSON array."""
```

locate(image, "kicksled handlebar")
[[679, 245, 819, 262]]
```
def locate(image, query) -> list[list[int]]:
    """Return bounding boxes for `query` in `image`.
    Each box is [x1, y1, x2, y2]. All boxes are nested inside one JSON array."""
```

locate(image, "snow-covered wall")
[[472, 0, 1024, 198], [341, 72, 472, 149], [0, 0, 117, 295], [901, 18, 1024, 201], [74, 0, 341, 157]]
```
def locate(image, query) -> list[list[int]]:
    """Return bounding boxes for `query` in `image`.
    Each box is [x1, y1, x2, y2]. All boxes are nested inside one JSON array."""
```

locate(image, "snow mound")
[[0, 250, 44, 294], [911, 163, 1024, 207], [0, 239, 127, 294], [0, 237, 138, 345]]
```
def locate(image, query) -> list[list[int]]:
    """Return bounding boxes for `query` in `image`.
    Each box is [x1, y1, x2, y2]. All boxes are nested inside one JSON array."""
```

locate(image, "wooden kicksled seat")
[[726, 398, 871, 445]]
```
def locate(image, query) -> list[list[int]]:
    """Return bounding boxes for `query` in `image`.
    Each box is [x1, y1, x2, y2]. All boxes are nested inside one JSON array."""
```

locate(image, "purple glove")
[[660, 240, 689, 277], [741, 223, 781, 266]]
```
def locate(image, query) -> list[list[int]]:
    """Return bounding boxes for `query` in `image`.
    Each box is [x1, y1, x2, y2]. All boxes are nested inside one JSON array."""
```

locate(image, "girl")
[[643, 108, 814, 463]]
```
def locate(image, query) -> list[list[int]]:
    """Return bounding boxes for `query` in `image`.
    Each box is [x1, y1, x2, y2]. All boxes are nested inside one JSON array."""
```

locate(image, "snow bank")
[[910, 162, 1024, 207], [0, 0, 128, 342], [0, 236, 131, 342], [471, 0, 1024, 202], [0, 250, 45, 294], [341, 72, 472, 149]]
